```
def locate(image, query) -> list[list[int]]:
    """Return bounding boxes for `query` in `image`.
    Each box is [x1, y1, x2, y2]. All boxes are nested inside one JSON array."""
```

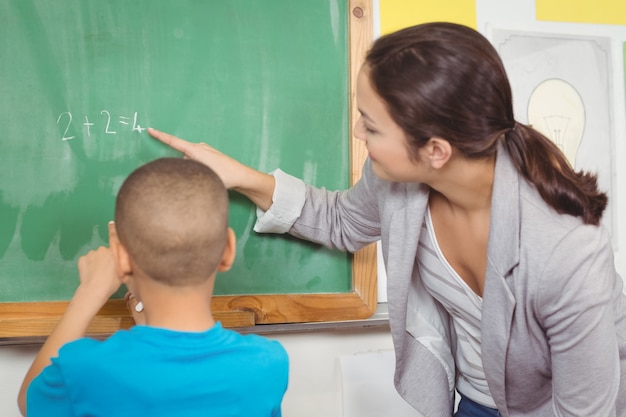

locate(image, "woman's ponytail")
[[502, 123, 607, 225]]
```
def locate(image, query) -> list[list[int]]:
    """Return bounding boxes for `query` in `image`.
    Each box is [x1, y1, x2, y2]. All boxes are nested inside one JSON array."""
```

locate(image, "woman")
[[149, 22, 626, 417]]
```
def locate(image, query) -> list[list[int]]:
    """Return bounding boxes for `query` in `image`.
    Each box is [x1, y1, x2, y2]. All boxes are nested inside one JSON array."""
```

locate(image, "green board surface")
[[0, 0, 352, 302]]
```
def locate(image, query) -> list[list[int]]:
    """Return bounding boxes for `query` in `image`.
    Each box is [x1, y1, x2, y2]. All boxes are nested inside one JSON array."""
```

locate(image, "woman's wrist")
[[232, 169, 276, 211]]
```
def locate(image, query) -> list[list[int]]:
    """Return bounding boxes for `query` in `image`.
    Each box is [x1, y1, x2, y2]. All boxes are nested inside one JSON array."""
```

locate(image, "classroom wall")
[[2, 1, 625, 416]]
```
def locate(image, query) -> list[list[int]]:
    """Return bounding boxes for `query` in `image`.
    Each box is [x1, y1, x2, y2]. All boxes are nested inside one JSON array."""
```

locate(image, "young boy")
[[18, 158, 289, 417]]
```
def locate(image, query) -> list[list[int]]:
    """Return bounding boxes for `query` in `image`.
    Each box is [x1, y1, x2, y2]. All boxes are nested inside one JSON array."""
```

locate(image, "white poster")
[[491, 29, 615, 239]]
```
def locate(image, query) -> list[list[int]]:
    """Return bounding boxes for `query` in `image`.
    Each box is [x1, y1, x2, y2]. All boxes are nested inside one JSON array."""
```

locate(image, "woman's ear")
[[108, 221, 133, 282], [218, 228, 237, 272], [425, 137, 453, 169]]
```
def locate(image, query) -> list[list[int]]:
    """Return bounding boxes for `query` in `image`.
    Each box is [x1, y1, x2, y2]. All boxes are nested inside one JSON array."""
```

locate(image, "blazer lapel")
[[385, 182, 429, 335], [481, 145, 520, 416], [386, 184, 456, 414]]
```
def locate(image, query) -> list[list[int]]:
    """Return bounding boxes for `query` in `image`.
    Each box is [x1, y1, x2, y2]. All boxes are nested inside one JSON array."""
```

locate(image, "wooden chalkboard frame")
[[0, 0, 375, 338]]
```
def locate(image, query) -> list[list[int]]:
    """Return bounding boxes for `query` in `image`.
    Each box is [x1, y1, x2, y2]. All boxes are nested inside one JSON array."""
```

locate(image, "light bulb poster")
[[491, 29, 615, 240]]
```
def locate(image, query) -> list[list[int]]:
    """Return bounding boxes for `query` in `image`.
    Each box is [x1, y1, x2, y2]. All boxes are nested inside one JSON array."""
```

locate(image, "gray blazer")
[[268, 145, 626, 416]]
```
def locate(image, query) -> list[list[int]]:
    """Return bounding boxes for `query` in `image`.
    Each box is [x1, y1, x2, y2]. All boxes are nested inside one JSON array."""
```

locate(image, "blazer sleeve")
[[537, 224, 620, 416], [287, 159, 383, 253]]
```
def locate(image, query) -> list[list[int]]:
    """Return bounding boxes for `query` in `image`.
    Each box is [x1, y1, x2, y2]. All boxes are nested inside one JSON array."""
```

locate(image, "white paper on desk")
[[340, 350, 420, 417]]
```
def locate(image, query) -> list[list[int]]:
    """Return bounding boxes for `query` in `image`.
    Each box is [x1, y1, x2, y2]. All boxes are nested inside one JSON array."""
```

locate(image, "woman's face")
[[354, 66, 425, 182]]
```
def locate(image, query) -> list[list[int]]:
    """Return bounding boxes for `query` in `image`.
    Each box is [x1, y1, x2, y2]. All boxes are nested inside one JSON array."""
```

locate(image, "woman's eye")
[[364, 126, 376, 134]]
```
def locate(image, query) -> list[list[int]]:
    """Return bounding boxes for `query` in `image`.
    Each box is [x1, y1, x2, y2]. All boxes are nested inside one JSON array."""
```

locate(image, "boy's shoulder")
[[33, 327, 288, 416], [52, 324, 288, 396], [210, 324, 289, 363], [57, 323, 287, 365]]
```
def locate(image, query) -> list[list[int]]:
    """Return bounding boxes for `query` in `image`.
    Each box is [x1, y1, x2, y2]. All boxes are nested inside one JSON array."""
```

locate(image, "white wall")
[[0, 344, 39, 417], [2, 2, 625, 417]]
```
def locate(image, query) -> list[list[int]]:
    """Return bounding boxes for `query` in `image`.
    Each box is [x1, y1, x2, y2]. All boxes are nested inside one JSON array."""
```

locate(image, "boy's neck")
[[138, 282, 217, 332]]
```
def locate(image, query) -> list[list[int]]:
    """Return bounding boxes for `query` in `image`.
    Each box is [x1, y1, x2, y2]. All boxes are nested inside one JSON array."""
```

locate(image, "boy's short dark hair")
[[115, 158, 229, 286]]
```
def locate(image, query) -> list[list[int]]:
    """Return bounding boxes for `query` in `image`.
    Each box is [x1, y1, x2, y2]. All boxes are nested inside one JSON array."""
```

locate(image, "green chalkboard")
[[0, 0, 353, 303]]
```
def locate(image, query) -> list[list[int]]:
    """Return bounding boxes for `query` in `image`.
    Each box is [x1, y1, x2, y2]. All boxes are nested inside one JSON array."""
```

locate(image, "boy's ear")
[[425, 137, 453, 169], [218, 228, 237, 272], [108, 221, 133, 282]]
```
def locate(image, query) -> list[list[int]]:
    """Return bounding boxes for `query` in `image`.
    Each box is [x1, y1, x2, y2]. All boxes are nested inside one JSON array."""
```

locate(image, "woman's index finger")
[[147, 128, 193, 154]]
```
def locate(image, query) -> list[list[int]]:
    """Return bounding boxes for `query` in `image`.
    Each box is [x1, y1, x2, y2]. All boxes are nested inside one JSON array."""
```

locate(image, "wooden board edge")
[[0, 286, 376, 338], [349, 0, 373, 185]]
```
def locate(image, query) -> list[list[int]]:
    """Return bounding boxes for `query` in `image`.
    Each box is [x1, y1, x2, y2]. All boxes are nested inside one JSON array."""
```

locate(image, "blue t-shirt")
[[27, 323, 288, 417]]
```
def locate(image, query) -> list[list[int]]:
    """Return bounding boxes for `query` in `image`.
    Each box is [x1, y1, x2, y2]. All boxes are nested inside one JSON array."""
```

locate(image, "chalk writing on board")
[[56, 110, 146, 141]]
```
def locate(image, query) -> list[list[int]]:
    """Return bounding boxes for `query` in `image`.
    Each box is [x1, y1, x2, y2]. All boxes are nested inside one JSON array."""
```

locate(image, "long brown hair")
[[365, 22, 607, 225]]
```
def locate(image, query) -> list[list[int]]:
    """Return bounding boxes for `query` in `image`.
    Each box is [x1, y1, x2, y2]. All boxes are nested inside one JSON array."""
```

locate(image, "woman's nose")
[[353, 117, 366, 141]]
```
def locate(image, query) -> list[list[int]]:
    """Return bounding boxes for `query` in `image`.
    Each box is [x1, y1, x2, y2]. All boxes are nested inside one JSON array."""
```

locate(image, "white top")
[[416, 208, 496, 408]]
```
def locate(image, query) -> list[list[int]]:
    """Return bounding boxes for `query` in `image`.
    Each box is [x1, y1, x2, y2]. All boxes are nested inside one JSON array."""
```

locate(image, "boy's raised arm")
[[18, 223, 123, 415]]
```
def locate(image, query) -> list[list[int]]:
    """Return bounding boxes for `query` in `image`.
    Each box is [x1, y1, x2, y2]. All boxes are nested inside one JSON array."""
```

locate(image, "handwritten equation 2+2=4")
[[56, 110, 146, 141]]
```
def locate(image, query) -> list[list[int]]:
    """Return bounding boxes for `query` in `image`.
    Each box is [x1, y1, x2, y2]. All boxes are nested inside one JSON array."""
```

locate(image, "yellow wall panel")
[[536, 0, 626, 25], [379, 0, 477, 35]]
